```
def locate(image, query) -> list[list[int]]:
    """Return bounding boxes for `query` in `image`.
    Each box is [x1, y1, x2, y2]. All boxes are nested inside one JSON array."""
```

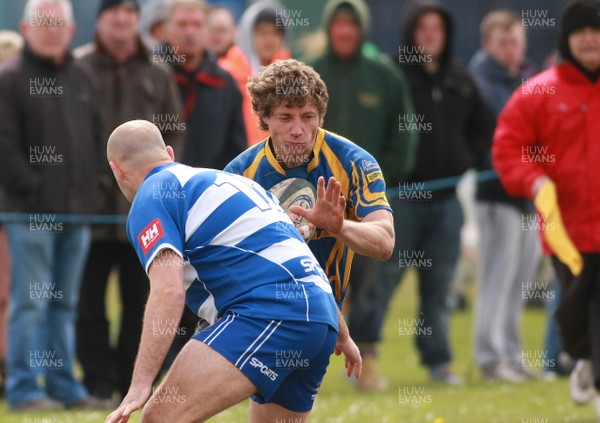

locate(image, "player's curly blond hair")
[[247, 59, 329, 131]]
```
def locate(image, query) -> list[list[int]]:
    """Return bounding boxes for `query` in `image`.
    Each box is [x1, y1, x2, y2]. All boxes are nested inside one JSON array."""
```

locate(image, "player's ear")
[[109, 161, 126, 182], [166, 145, 175, 161]]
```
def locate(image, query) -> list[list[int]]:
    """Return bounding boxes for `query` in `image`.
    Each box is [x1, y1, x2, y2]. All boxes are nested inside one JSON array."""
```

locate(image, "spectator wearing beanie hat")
[[97, 0, 138, 17], [493, 0, 600, 415], [557, 0, 600, 80]]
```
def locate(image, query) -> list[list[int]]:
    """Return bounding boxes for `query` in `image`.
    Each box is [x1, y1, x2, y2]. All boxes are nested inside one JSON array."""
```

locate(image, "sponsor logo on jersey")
[[360, 159, 379, 173], [367, 170, 383, 182], [138, 218, 164, 254]]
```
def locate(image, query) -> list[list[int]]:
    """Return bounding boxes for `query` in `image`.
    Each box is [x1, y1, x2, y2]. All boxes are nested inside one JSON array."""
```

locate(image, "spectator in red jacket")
[[493, 0, 600, 415]]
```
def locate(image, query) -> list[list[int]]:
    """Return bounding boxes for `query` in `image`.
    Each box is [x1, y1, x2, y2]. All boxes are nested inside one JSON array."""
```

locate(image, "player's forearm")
[[335, 219, 394, 261], [129, 259, 186, 389], [130, 287, 185, 389]]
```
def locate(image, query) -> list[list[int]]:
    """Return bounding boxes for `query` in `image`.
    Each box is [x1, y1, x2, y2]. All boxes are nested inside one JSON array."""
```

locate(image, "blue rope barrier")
[[0, 170, 500, 223], [0, 212, 127, 224], [394, 169, 498, 194]]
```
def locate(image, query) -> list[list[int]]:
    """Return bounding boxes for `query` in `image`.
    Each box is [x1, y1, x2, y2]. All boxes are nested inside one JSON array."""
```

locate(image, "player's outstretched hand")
[[105, 386, 152, 423], [289, 176, 345, 235], [334, 334, 362, 379]]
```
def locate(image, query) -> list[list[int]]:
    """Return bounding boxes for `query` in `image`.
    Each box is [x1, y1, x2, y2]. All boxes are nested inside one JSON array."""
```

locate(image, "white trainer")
[[570, 359, 595, 405]]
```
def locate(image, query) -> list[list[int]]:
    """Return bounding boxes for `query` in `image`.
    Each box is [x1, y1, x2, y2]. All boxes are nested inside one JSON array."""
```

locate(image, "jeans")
[[348, 195, 463, 368], [77, 240, 149, 399], [5, 223, 90, 407], [544, 278, 562, 372]]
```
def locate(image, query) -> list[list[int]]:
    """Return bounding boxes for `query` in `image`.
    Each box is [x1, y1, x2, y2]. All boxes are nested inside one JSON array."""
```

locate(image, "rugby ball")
[[269, 178, 317, 241]]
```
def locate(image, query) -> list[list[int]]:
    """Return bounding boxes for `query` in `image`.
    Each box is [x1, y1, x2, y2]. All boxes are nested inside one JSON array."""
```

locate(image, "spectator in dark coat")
[[73, 0, 184, 402], [348, 0, 494, 386], [310, 0, 417, 391], [0, 0, 108, 411], [155, 0, 247, 366], [0, 29, 23, 398], [162, 0, 246, 169]]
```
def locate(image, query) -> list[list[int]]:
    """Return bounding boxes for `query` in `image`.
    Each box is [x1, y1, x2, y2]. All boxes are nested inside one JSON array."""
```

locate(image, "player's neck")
[[270, 141, 313, 169]]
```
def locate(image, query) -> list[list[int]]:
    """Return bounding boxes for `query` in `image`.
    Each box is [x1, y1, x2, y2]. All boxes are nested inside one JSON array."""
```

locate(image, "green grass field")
[[1, 270, 597, 422]]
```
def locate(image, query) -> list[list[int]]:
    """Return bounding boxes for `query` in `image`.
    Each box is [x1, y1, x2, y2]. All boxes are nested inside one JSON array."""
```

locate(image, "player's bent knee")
[[140, 400, 177, 423], [140, 402, 158, 423]]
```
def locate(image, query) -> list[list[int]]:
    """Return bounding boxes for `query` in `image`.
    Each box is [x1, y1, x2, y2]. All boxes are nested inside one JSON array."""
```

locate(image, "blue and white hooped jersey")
[[127, 162, 338, 330]]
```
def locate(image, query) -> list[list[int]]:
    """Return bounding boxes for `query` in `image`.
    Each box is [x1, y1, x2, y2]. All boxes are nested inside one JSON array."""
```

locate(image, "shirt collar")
[[144, 162, 178, 181], [264, 128, 325, 175]]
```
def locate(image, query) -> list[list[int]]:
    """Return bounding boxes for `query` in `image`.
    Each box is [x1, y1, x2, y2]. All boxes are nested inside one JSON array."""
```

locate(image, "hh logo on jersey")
[[138, 218, 164, 254]]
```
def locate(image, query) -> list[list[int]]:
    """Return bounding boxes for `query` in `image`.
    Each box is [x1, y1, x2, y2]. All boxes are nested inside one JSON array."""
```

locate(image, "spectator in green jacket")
[[310, 0, 417, 391]]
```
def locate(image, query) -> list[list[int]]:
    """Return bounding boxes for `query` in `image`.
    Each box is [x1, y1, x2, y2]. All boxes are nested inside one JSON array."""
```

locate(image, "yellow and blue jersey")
[[225, 128, 391, 307]]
